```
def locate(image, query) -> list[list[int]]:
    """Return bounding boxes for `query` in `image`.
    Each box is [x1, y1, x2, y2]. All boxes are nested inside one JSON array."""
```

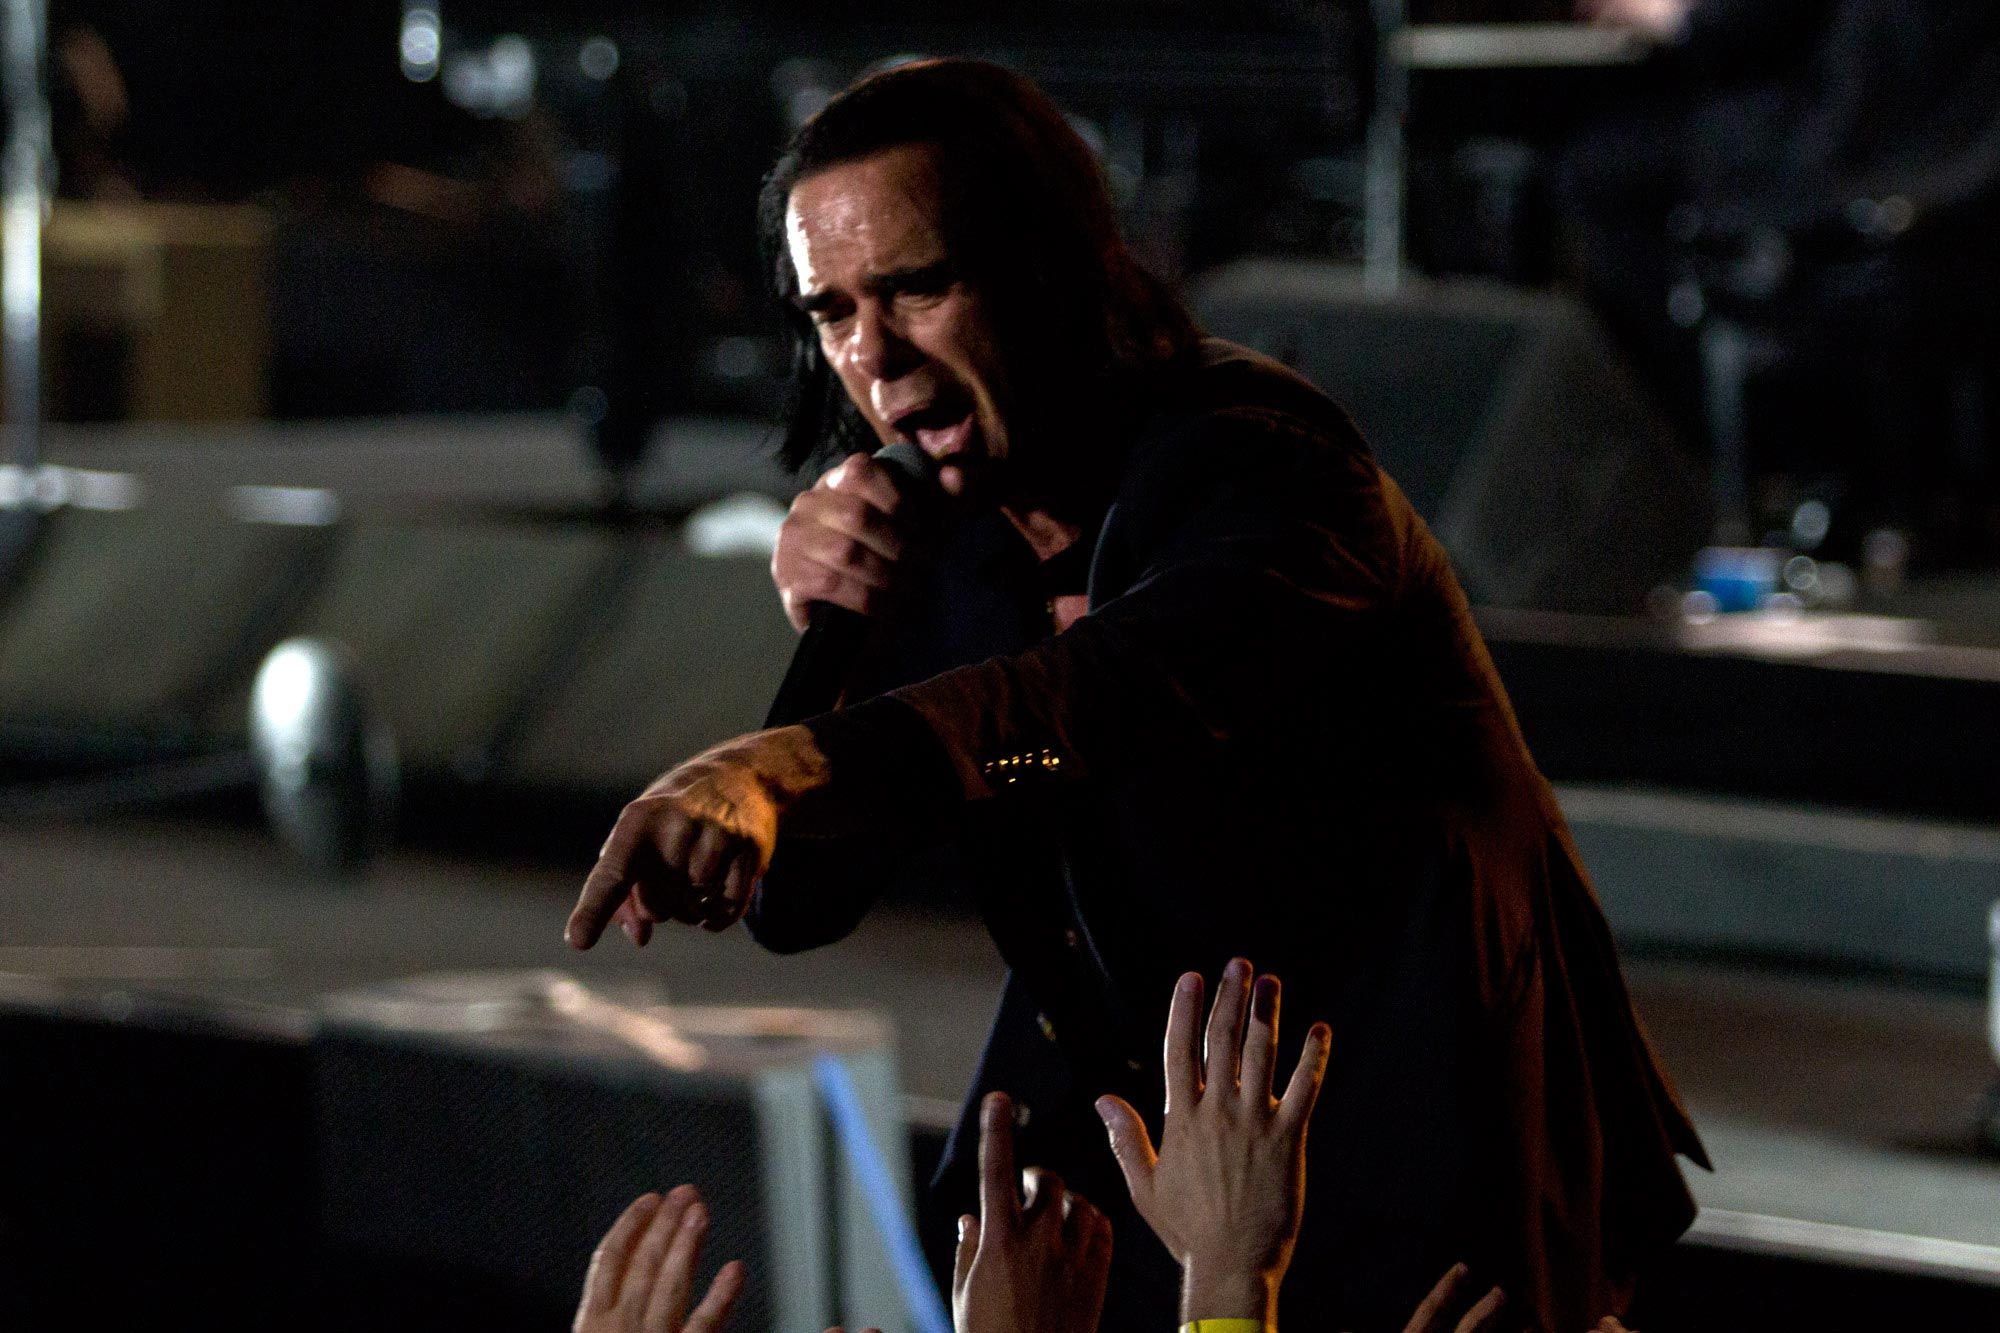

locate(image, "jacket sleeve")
[[884, 408, 1417, 801], [747, 407, 1422, 952], [744, 692, 961, 954]]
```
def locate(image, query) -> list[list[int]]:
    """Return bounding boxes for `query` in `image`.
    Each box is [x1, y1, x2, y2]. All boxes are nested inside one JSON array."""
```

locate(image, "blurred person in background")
[[38, 2, 580, 420], [1562, 0, 2000, 558], [568, 58, 1704, 1331]]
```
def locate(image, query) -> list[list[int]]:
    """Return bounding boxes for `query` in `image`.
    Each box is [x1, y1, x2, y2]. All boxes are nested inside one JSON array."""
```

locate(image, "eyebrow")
[[795, 259, 958, 314]]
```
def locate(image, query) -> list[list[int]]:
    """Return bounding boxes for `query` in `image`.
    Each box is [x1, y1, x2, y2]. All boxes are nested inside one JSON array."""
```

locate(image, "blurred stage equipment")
[[1987, 900, 2000, 1153], [0, 493, 327, 823], [1363, 0, 1408, 292], [1558, 1, 2000, 557], [0, 971, 920, 1333], [5, 976, 1998, 1333], [496, 531, 794, 792], [1, 0, 47, 468], [1675, 203, 1995, 551], [0, 534, 397, 876], [0, 977, 318, 1333], [249, 638, 398, 875], [40, 202, 272, 421], [0, 0, 49, 581], [392, 1, 686, 494], [1364, 6, 1655, 293], [1565, 777, 2000, 985], [0, 421, 799, 837], [1480, 602, 2000, 822], [1192, 260, 1708, 614], [316, 972, 916, 1333]]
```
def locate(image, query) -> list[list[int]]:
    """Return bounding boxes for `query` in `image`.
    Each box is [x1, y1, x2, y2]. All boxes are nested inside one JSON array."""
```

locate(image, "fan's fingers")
[[1071, 1204, 1114, 1332], [976, 1091, 1020, 1224], [683, 1258, 748, 1333], [640, 1195, 709, 1330], [1204, 957, 1253, 1090], [580, 1193, 662, 1314], [1093, 1094, 1158, 1209], [620, 1185, 696, 1316], [1019, 1167, 1065, 1227], [1241, 973, 1282, 1105], [1454, 1286, 1507, 1333], [1164, 971, 1205, 1111], [1400, 1263, 1469, 1333], [1278, 1021, 1333, 1131], [951, 1214, 980, 1298]]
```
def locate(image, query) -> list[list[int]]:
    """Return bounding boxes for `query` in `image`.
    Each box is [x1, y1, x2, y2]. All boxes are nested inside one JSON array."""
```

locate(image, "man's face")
[[786, 144, 1013, 496]]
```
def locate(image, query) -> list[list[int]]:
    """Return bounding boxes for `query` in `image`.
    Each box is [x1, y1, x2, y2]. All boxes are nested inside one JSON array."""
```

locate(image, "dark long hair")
[[758, 58, 1200, 474]]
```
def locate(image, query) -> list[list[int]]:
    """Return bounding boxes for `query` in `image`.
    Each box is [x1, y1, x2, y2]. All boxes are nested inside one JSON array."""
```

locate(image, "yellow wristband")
[[1181, 1321, 1266, 1333]]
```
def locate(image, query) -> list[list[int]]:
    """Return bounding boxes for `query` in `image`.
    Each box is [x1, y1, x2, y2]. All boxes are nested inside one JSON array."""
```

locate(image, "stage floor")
[[3, 814, 1997, 1279]]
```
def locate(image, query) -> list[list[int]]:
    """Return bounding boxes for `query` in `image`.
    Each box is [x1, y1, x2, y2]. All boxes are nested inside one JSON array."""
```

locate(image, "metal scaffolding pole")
[[3, 0, 50, 470], [1362, 0, 1408, 294]]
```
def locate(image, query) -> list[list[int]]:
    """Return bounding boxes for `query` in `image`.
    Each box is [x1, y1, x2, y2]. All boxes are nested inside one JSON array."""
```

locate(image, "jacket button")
[[1035, 1011, 1058, 1042]]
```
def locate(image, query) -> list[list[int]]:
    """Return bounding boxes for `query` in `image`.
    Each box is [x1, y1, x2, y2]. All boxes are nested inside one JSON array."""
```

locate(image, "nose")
[[844, 301, 922, 383]]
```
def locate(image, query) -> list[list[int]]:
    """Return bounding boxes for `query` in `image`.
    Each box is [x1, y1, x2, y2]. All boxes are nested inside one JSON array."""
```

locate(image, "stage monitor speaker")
[[0, 507, 330, 752], [1190, 262, 1709, 614], [270, 520, 627, 778], [0, 977, 317, 1333], [313, 972, 915, 1333], [501, 539, 796, 793]]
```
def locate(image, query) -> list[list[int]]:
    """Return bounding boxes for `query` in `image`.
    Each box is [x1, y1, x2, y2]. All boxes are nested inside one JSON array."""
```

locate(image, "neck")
[[1000, 357, 1154, 521]]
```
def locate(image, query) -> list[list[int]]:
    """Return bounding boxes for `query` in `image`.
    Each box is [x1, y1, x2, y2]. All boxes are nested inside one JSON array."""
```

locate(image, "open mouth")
[[892, 398, 976, 458]]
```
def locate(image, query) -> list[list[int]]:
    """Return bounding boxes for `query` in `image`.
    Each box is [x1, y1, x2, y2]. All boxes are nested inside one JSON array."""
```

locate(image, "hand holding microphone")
[[766, 442, 939, 727], [770, 444, 937, 633]]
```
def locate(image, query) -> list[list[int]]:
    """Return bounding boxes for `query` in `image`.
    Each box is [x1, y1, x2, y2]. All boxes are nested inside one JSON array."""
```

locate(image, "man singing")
[[565, 58, 1705, 1332]]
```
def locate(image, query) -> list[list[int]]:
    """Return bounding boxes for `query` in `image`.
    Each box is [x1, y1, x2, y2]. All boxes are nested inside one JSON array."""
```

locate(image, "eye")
[[807, 304, 853, 333], [897, 271, 954, 303]]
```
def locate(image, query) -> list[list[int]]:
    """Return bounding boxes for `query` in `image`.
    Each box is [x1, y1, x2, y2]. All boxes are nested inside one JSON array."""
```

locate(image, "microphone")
[[764, 441, 939, 727]]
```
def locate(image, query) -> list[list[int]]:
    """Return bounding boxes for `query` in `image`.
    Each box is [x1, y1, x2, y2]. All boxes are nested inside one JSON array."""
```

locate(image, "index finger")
[[1164, 971, 1204, 1112], [568, 804, 650, 949], [685, 1260, 748, 1333], [977, 1091, 1020, 1225], [826, 453, 905, 515], [1401, 1262, 1469, 1333], [811, 492, 906, 564], [1454, 1286, 1506, 1332]]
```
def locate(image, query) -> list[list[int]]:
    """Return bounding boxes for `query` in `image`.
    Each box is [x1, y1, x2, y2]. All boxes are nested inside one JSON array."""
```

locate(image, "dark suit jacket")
[[749, 340, 1706, 1332]]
